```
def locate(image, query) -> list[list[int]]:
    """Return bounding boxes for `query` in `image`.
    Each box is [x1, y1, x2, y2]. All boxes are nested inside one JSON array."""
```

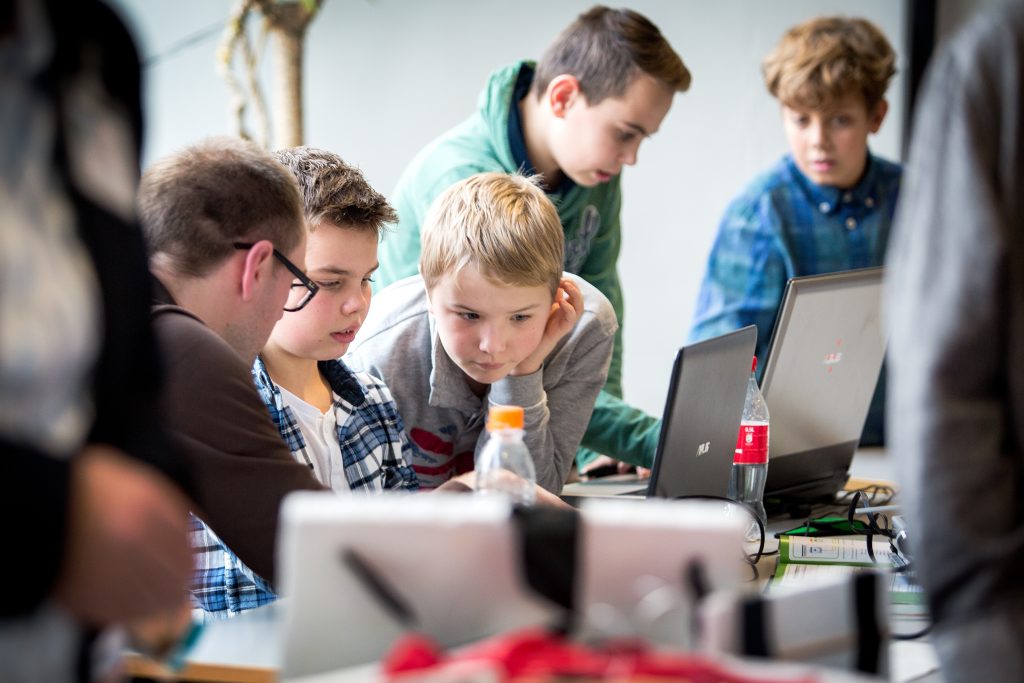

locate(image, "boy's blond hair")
[[533, 5, 691, 104], [419, 173, 563, 295], [139, 136, 303, 278], [272, 146, 396, 238], [762, 16, 896, 111]]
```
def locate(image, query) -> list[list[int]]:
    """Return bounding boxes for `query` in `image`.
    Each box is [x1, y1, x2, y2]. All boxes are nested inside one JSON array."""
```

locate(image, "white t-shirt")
[[277, 384, 351, 494]]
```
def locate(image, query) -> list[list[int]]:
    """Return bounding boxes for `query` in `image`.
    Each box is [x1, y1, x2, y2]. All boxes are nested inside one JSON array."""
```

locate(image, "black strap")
[[340, 548, 418, 628], [511, 505, 578, 634], [853, 572, 883, 674], [740, 596, 772, 657], [685, 559, 710, 602]]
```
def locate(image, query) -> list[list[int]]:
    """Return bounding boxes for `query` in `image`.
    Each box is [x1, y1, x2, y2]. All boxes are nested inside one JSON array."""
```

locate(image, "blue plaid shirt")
[[689, 153, 900, 443], [190, 358, 418, 619], [690, 152, 901, 361]]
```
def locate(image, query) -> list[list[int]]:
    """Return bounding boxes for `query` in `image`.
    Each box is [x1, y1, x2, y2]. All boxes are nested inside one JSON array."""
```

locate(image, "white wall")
[[111, 0, 906, 417]]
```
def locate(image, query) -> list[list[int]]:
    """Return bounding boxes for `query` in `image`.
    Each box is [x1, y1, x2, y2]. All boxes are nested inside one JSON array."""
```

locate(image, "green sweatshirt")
[[380, 60, 659, 468]]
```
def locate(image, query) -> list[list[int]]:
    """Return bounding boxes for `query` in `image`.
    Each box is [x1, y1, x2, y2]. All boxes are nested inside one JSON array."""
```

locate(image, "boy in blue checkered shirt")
[[257, 146, 420, 494], [689, 17, 899, 444]]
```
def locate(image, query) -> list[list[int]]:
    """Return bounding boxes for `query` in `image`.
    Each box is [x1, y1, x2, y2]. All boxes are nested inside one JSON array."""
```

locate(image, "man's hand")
[[581, 454, 651, 480], [56, 446, 192, 626], [509, 278, 584, 377], [127, 599, 195, 662]]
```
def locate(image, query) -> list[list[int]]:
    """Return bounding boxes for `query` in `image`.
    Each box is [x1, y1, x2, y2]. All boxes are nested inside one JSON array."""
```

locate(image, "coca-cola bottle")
[[728, 356, 770, 537]]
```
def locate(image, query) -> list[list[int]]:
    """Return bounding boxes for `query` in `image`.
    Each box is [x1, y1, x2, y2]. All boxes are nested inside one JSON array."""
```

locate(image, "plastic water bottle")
[[729, 356, 770, 537], [475, 405, 536, 505]]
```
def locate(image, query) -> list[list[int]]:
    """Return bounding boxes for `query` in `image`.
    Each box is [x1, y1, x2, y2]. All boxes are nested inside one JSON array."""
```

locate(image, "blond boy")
[[690, 16, 899, 444], [347, 172, 617, 493], [380, 6, 691, 471]]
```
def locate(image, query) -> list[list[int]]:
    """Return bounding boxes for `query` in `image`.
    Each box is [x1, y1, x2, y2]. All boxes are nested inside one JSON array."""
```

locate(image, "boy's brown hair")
[[139, 136, 304, 278], [762, 16, 896, 111], [420, 172, 563, 296], [533, 5, 691, 104], [272, 146, 397, 238]]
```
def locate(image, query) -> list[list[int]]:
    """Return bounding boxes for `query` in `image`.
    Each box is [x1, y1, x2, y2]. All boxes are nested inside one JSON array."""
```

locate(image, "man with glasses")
[[140, 137, 327, 599]]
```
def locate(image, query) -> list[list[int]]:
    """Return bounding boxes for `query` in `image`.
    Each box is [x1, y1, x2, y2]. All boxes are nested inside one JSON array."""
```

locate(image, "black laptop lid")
[[647, 325, 757, 499], [760, 267, 886, 499]]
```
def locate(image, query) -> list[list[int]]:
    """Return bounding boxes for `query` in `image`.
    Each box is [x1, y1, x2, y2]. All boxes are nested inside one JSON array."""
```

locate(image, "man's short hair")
[[419, 172, 563, 295], [139, 136, 303, 278], [272, 146, 396, 238], [533, 5, 691, 104], [762, 16, 896, 111]]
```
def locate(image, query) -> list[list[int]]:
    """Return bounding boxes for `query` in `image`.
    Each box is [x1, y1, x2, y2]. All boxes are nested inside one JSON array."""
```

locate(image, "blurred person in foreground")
[[0, 0, 191, 680], [888, 3, 1024, 681]]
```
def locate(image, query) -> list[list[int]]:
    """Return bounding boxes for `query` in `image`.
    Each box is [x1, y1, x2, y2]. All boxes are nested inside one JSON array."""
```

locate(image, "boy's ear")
[[547, 74, 582, 118], [423, 283, 435, 315], [239, 240, 275, 303], [868, 99, 889, 134]]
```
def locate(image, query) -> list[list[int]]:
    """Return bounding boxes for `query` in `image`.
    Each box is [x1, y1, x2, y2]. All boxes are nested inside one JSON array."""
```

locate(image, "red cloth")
[[383, 629, 819, 682]]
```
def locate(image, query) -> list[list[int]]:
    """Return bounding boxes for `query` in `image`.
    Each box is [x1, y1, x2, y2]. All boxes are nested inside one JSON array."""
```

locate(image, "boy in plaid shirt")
[[257, 146, 419, 495], [689, 17, 900, 444]]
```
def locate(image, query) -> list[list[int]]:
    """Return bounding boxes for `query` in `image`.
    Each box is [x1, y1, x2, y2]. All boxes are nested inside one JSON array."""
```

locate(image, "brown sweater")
[[152, 298, 325, 584]]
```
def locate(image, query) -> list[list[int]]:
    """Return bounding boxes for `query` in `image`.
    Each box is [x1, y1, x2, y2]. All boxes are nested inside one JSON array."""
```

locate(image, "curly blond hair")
[[762, 16, 896, 110]]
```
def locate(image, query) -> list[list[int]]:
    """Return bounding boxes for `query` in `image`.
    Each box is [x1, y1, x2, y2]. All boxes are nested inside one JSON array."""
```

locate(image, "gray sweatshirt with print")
[[345, 273, 616, 493]]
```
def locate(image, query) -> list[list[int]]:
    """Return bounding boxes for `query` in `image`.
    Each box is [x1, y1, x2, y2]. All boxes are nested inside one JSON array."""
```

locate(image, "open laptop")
[[760, 267, 886, 504], [561, 325, 756, 501]]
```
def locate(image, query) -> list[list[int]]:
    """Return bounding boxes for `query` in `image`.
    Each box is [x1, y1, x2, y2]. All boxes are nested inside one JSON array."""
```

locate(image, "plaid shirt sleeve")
[[188, 513, 276, 620], [335, 367, 419, 493], [690, 190, 794, 362]]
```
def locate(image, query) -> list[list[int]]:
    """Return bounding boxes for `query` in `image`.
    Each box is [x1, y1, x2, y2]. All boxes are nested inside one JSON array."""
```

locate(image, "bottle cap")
[[487, 405, 524, 431]]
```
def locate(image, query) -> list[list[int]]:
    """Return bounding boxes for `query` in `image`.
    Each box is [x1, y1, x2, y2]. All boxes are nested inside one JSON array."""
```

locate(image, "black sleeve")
[[48, 0, 187, 491], [0, 442, 71, 617]]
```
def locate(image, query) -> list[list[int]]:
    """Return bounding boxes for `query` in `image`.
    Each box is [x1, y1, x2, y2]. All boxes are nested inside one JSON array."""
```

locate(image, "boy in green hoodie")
[[378, 5, 691, 472]]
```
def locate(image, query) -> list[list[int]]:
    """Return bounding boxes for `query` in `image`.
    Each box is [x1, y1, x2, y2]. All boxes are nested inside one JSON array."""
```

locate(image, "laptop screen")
[[760, 267, 886, 501], [647, 325, 757, 499]]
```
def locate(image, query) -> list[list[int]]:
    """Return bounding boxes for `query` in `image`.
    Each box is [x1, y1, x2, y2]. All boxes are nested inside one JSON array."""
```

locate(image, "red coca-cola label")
[[733, 422, 768, 464]]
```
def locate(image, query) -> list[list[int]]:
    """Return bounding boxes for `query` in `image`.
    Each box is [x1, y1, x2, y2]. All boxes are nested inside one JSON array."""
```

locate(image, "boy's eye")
[[362, 276, 375, 285], [617, 130, 637, 143], [511, 314, 531, 323], [832, 115, 852, 127], [458, 311, 480, 321], [315, 280, 342, 290]]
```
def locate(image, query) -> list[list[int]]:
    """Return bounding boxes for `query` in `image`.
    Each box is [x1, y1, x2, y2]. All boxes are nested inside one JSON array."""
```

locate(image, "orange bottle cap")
[[487, 405, 524, 431]]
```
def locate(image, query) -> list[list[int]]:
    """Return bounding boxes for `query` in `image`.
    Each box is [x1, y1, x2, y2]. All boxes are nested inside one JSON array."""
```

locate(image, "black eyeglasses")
[[233, 242, 319, 312]]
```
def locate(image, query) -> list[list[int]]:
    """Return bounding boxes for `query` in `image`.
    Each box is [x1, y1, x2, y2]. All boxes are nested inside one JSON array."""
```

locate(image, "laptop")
[[760, 267, 886, 503], [561, 325, 756, 501]]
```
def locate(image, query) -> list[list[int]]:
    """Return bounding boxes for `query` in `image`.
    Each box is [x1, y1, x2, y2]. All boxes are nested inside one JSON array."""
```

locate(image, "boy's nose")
[[478, 325, 507, 355], [341, 291, 368, 316], [809, 121, 829, 148], [620, 142, 640, 166]]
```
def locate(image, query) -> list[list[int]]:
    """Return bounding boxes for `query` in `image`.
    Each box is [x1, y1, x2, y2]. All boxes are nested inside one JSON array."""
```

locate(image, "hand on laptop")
[[580, 454, 650, 480]]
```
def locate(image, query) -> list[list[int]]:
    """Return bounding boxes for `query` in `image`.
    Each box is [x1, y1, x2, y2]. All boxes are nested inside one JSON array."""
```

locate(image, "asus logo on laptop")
[[696, 441, 710, 457]]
